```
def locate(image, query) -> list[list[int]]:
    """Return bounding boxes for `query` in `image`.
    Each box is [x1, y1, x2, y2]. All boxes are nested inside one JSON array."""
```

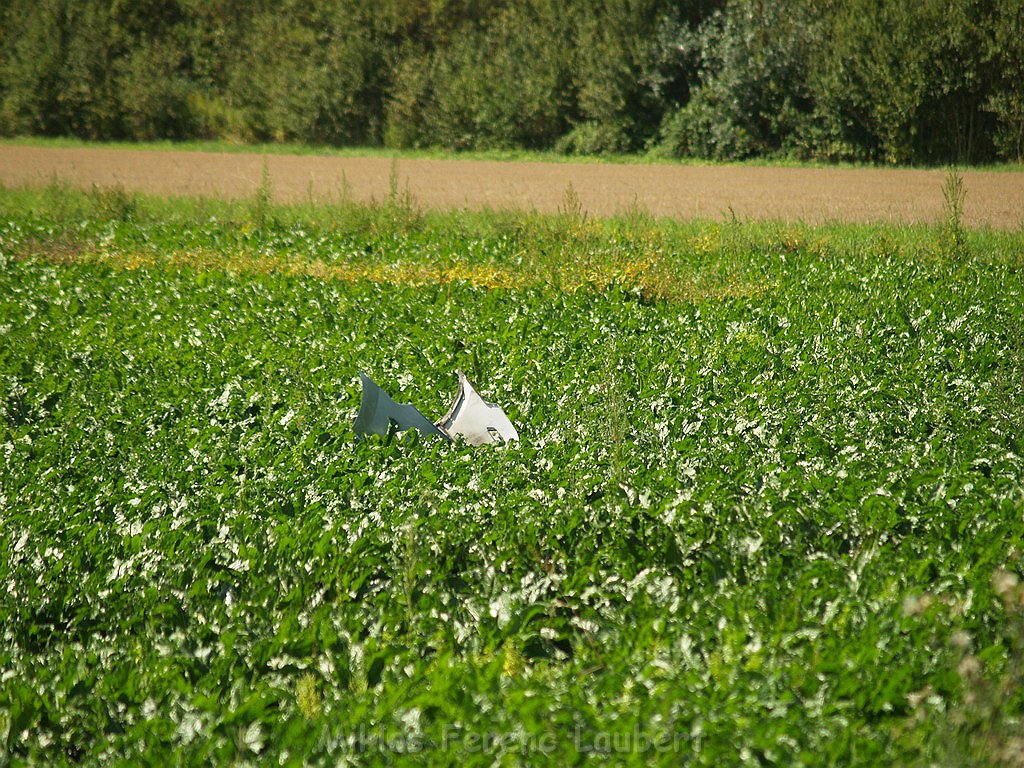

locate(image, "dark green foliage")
[[225, 1, 392, 145], [386, 2, 576, 151], [812, 0, 997, 164], [558, 0, 680, 154], [985, 0, 1024, 162], [0, 0, 1022, 162], [0, 0, 122, 138], [657, 0, 824, 161], [118, 39, 197, 140]]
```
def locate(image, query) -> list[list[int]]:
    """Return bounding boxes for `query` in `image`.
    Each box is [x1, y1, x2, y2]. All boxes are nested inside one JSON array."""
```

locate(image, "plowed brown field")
[[1, 145, 1022, 229]]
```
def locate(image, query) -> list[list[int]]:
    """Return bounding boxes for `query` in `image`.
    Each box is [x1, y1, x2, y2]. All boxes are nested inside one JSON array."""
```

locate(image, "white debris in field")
[[353, 371, 519, 445]]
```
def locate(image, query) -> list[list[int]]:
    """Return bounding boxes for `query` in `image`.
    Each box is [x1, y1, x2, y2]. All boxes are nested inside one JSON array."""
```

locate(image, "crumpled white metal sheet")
[[353, 371, 518, 444], [436, 371, 520, 445]]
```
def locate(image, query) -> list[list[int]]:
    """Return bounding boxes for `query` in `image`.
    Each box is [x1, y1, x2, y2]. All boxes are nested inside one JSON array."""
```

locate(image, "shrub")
[[0, 0, 122, 138], [387, 1, 574, 151], [567, 0, 687, 155], [656, 0, 823, 161], [985, 0, 1024, 162], [812, 0, 996, 165], [384, 48, 435, 149], [117, 40, 196, 140]]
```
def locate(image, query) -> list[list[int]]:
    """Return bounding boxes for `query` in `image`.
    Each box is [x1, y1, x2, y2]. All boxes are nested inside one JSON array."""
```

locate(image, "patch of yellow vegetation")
[[32, 244, 769, 303]]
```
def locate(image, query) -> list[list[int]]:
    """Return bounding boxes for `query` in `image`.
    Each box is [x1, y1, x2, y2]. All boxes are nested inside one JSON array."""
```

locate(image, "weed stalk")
[[942, 166, 967, 260]]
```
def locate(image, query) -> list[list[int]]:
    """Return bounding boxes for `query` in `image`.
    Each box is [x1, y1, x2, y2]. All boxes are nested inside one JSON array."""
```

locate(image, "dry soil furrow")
[[1, 145, 1022, 229]]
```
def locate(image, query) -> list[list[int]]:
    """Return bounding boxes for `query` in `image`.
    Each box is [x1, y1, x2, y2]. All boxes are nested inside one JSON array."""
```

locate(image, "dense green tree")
[[0, 0, 1018, 163], [658, 0, 824, 160], [814, 0, 996, 164], [220, 1, 393, 145], [985, 0, 1024, 161], [561, 0, 681, 154], [386, 0, 575, 150], [0, 0, 121, 138]]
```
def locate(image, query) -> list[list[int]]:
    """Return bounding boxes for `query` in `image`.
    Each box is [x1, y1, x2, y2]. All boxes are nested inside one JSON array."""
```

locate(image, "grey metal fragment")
[[353, 372, 447, 440]]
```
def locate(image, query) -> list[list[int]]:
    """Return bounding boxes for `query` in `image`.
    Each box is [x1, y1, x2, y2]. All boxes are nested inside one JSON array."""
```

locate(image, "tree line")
[[1, 0, 1021, 164]]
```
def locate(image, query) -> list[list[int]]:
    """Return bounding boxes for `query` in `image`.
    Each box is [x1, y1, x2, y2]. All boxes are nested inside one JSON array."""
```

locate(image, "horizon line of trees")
[[1, 0, 1022, 165]]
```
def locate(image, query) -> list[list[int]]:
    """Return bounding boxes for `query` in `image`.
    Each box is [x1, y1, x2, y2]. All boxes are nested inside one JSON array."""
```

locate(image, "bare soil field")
[[1, 145, 1022, 229]]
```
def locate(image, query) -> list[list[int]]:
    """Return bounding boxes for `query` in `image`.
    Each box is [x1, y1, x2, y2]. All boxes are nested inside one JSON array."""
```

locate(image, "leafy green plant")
[[913, 567, 1024, 767], [88, 182, 138, 222], [250, 157, 273, 229], [1, 184, 1023, 765], [296, 673, 321, 721]]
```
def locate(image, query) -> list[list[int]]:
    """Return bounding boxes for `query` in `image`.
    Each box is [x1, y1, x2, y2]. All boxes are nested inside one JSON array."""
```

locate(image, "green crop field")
[[2, 182, 1023, 766]]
